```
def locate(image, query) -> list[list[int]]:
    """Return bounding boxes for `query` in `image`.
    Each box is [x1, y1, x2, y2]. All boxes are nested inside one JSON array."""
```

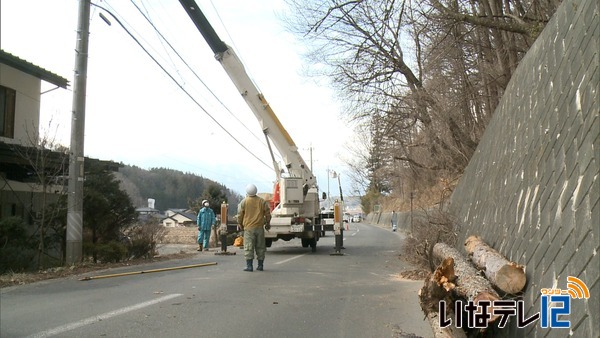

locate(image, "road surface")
[[1, 222, 432, 337]]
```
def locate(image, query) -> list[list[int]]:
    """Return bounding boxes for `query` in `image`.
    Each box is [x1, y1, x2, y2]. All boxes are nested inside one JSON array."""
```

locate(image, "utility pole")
[[66, 0, 91, 264], [326, 168, 331, 208], [309, 145, 313, 173]]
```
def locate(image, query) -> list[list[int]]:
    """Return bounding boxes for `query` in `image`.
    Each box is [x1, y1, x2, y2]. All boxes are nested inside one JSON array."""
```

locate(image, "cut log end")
[[496, 264, 527, 294], [464, 235, 481, 253], [474, 291, 502, 322]]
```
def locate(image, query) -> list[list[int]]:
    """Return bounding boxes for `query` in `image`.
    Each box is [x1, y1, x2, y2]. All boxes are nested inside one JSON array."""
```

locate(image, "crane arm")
[[179, 0, 316, 187]]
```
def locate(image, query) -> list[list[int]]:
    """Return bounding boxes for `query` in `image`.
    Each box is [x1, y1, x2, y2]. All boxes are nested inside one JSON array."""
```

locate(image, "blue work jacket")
[[197, 207, 216, 231]]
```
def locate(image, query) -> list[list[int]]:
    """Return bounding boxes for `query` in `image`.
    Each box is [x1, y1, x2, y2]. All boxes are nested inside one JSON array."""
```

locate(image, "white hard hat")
[[245, 184, 257, 196], [201, 200, 208, 205]]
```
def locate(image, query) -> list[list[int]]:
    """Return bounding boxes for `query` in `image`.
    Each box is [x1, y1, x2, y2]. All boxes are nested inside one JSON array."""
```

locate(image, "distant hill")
[[115, 165, 242, 211]]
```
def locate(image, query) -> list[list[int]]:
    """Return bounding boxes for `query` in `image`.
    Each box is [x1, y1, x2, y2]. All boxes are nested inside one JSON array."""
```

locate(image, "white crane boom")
[[179, 0, 315, 187], [180, 0, 325, 252]]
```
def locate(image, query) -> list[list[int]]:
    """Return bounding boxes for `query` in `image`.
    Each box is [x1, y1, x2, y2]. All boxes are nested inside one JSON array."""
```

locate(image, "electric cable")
[[128, 0, 270, 151], [138, 0, 184, 84], [91, 2, 273, 171]]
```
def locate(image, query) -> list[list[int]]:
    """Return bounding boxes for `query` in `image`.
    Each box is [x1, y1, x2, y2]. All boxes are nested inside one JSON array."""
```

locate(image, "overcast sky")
[[1, 0, 356, 199]]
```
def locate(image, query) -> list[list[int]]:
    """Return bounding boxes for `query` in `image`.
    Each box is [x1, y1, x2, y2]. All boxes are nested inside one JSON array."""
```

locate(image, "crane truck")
[[179, 0, 330, 251]]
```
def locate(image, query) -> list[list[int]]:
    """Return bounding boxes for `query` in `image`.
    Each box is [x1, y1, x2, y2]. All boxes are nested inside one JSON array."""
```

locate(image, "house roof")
[[0, 141, 121, 182], [0, 49, 69, 88], [171, 211, 197, 221]]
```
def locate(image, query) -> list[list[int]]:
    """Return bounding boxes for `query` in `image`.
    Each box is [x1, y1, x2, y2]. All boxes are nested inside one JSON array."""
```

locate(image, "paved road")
[[1, 223, 432, 337]]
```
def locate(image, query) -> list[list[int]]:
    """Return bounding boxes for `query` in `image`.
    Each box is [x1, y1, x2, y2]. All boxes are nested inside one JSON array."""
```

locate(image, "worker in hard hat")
[[197, 199, 216, 251], [237, 184, 271, 271]]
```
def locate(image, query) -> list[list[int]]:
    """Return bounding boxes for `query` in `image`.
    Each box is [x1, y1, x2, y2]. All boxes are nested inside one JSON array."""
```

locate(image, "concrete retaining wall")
[[447, 0, 598, 336], [366, 210, 428, 233]]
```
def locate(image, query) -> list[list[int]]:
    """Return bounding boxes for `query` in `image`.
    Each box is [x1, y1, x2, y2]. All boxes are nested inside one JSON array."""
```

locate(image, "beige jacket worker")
[[238, 196, 271, 230]]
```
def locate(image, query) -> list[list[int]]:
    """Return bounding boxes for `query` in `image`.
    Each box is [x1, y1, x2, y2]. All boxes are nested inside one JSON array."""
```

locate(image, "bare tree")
[[285, 0, 558, 203], [6, 120, 68, 268], [341, 125, 372, 197]]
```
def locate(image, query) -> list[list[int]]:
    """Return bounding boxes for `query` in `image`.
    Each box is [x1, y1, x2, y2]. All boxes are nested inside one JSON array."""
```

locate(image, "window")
[[0, 85, 16, 138]]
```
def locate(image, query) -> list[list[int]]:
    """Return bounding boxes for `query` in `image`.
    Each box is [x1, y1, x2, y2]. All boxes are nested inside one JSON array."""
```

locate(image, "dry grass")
[[402, 209, 460, 271], [382, 179, 456, 213]]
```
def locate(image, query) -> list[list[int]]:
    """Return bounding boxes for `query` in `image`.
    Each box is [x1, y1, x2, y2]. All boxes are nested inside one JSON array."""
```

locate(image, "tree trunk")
[[419, 257, 467, 338], [425, 310, 468, 338], [432, 243, 500, 307], [464, 235, 527, 294]]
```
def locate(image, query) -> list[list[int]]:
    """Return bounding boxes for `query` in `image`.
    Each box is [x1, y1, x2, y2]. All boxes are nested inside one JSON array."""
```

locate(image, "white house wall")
[[171, 214, 194, 224], [0, 63, 41, 146]]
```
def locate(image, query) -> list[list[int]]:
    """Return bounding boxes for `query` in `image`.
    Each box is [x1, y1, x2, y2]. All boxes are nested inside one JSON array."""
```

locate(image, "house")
[[0, 49, 68, 146], [162, 210, 197, 227], [135, 198, 164, 225], [161, 216, 179, 228], [0, 49, 69, 222], [0, 49, 118, 224]]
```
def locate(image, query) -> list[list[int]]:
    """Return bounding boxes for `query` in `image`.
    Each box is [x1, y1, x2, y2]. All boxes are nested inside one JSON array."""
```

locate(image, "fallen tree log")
[[424, 309, 468, 338], [419, 257, 467, 338], [432, 243, 501, 308], [464, 235, 526, 294]]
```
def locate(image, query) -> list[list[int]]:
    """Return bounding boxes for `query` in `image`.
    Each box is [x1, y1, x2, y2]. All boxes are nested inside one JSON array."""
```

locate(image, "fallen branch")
[[464, 235, 526, 294]]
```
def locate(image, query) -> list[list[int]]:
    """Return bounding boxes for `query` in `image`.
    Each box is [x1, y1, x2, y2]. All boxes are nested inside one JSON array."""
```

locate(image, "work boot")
[[257, 260, 264, 271], [197, 244, 203, 251], [243, 260, 253, 272]]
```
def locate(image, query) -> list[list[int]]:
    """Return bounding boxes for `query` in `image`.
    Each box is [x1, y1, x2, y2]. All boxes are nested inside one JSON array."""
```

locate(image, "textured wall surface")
[[365, 209, 427, 232], [447, 0, 598, 336], [161, 227, 197, 244]]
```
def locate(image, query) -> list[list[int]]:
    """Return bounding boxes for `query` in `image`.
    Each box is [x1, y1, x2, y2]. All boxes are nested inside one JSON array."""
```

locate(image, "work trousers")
[[197, 229, 210, 248], [243, 227, 266, 261]]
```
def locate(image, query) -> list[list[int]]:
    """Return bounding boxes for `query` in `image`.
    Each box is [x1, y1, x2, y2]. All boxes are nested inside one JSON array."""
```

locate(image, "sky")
[[0, 0, 356, 200]]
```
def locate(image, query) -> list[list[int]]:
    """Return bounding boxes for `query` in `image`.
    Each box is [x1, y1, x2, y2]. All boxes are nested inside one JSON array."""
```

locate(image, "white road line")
[[274, 254, 307, 265], [28, 293, 183, 338]]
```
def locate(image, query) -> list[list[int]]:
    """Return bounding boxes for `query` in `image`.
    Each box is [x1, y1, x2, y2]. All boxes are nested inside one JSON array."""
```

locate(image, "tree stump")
[[464, 236, 526, 294], [419, 257, 467, 338]]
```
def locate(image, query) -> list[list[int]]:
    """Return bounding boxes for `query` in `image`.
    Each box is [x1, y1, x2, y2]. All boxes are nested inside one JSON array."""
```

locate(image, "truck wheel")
[[301, 238, 309, 248], [265, 239, 272, 248], [310, 238, 317, 252]]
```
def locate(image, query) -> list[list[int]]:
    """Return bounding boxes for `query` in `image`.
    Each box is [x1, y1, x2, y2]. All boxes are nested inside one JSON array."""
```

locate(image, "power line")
[[137, 0, 184, 84], [128, 0, 270, 151], [90, 2, 273, 171]]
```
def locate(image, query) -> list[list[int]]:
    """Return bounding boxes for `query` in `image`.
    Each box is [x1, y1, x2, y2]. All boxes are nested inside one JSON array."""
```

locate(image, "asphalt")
[[156, 243, 238, 256], [156, 243, 197, 255]]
